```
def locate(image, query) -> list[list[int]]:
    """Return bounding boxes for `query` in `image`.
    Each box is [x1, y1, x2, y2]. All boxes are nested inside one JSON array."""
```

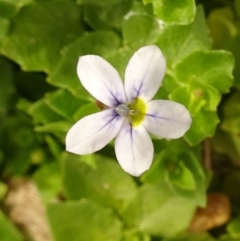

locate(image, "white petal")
[[115, 122, 154, 176], [66, 109, 124, 155], [143, 100, 192, 139], [124, 45, 166, 103], [77, 55, 126, 107]]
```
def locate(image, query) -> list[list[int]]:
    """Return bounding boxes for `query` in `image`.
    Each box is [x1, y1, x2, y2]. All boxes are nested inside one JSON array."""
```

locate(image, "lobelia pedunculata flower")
[[66, 45, 192, 176]]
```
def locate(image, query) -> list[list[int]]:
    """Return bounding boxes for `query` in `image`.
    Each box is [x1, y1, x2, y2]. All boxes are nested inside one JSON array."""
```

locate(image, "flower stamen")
[[115, 104, 130, 116]]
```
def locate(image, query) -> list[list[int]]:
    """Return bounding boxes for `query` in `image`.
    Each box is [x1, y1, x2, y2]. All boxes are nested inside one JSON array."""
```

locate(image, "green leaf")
[[62, 152, 137, 211], [48, 31, 121, 98], [0, 1, 83, 73], [142, 0, 153, 4], [33, 161, 61, 204], [83, 0, 133, 30], [0, 182, 7, 201], [0, 17, 9, 45], [77, 0, 123, 5], [221, 90, 240, 134], [157, 6, 211, 64], [184, 110, 219, 146], [162, 233, 217, 241], [207, 7, 237, 49], [45, 89, 88, 121], [229, 34, 240, 88], [34, 121, 71, 133], [175, 50, 234, 94], [106, 48, 134, 79], [121, 182, 196, 237], [1, 111, 44, 175], [122, 230, 151, 241], [73, 102, 97, 122], [0, 211, 23, 241], [28, 99, 65, 124], [0, 0, 32, 18], [170, 78, 221, 115], [45, 135, 62, 159], [152, 0, 196, 25], [123, 14, 161, 50], [227, 215, 240, 238], [168, 162, 196, 190], [47, 199, 122, 241], [212, 129, 240, 166], [142, 149, 206, 206]]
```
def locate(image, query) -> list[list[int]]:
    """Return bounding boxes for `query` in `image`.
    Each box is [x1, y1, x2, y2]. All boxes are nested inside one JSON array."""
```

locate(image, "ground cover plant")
[[0, 0, 240, 240]]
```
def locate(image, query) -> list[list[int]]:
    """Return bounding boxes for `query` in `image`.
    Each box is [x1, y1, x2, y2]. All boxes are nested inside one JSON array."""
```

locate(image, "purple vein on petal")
[[146, 113, 187, 124]]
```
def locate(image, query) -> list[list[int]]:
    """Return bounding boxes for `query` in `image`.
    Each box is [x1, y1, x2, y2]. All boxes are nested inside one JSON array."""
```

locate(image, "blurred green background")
[[0, 0, 240, 240]]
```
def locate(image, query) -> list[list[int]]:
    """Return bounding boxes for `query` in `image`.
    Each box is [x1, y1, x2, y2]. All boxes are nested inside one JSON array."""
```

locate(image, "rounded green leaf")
[[168, 162, 196, 190], [62, 152, 137, 211], [121, 182, 196, 237], [175, 50, 234, 94], [156, 6, 211, 64], [123, 14, 160, 50], [153, 0, 196, 25], [47, 199, 123, 241], [184, 110, 219, 146]]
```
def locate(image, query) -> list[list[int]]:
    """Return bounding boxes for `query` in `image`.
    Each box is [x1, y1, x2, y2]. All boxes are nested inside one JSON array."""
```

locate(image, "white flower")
[[66, 45, 192, 176]]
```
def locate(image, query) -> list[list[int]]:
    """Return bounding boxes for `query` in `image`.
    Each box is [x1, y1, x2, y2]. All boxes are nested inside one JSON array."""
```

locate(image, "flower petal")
[[77, 55, 126, 107], [143, 100, 192, 139], [66, 109, 124, 155], [115, 122, 154, 176], [124, 45, 166, 103]]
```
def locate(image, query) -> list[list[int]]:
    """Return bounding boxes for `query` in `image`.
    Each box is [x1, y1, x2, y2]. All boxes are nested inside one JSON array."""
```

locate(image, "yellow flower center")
[[115, 98, 146, 127]]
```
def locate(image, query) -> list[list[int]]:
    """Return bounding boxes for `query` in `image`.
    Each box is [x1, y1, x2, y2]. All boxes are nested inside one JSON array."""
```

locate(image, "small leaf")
[[207, 7, 237, 49], [157, 6, 211, 64], [175, 50, 234, 94], [170, 78, 221, 115], [123, 14, 161, 50], [47, 199, 123, 241], [162, 233, 217, 241], [121, 182, 196, 237], [77, 0, 123, 5], [45, 89, 88, 121], [168, 162, 196, 190], [33, 161, 61, 204], [34, 121, 72, 133], [153, 0, 196, 25], [184, 110, 219, 146], [221, 90, 240, 134], [62, 152, 137, 211], [142, 148, 206, 206], [0, 17, 10, 45], [73, 102, 97, 122], [28, 99, 65, 124], [83, 0, 133, 30]]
